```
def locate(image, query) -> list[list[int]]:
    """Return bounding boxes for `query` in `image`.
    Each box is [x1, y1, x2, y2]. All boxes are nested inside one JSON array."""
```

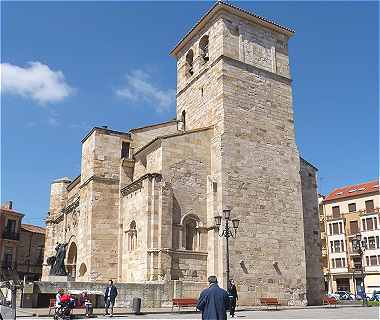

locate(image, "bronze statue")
[[47, 236, 74, 276]]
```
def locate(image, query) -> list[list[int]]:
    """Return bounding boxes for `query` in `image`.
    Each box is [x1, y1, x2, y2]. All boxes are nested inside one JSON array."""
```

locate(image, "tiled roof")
[[0, 207, 24, 216], [21, 224, 46, 235], [324, 180, 379, 202]]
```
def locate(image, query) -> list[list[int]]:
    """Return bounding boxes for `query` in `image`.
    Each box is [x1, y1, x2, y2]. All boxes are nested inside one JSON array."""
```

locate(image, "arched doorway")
[[66, 242, 77, 279]]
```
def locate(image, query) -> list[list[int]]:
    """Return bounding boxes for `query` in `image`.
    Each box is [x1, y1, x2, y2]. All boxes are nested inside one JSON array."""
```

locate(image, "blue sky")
[[1, 1, 378, 226]]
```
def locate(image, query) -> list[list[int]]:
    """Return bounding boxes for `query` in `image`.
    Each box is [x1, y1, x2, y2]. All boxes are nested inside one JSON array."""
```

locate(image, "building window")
[[348, 203, 356, 212], [182, 215, 200, 251], [362, 217, 378, 231], [186, 50, 194, 76], [366, 256, 370, 266], [367, 236, 379, 249], [128, 221, 137, 251], [5, 219, 16, 233], [353, 257, 362, 269], [121, 142, 130, 158], [330, 222, 343, 235], [331, 240, 345, 253], [367, 218, 374, 230], [365, 200, 374, 212], [185, 220, 197, 250], [181, 110, 186, 131], [370, 255, 378, 266], [350, 220, 359, 235], [332, 206, 340, 218], [332, 258, 346, 268], [199, 35, 209, 63]]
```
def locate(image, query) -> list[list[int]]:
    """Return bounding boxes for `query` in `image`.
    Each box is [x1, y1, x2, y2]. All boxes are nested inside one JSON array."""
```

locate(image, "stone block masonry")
[[42, 2, 322, 306]]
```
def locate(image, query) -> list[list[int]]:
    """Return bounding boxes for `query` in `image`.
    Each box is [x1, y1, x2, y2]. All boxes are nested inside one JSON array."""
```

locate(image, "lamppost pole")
[[353, 233, 367, 306], [214, 209, 240, 288], [225, 221, 230, 285]]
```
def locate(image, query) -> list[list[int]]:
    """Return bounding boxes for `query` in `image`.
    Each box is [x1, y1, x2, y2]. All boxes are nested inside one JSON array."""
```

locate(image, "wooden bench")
[[322, 296, 337, 307], [172, 298, 198, 311], [259, 297, 281, 310]]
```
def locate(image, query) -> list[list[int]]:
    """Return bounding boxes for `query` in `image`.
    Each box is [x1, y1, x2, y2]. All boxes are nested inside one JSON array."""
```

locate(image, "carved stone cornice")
[[120, 173, 162, 197], [80, 175, 119, 189], [147, 248, 208, 256], [177, 54, 291, 97]]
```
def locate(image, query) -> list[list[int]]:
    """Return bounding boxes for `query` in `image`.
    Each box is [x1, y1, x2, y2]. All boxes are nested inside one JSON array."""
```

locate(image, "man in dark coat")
[[227, 279, 238, 317], [196, 275, 230, 320], [104, 280, 118, 317]]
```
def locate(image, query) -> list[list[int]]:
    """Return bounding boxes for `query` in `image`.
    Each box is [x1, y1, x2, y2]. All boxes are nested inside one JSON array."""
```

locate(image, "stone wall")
[[29, 280, 209, 308], [32, 281, 168, 308], [173, 8, 311, 305], [300, 159, 324, 305], [131, 121, 179, 150], [162, 129, 213, 282], [80, 129, 127, 281], [220, 57, 307, 305], [120, 177, 151, 282]]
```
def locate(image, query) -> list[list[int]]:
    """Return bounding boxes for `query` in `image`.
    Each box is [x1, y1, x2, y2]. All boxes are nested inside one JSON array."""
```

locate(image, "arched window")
[[199, 35, 209, 63], [128, 220, 138, 251], [182, 215, 200, 251], [185, 219, 197, 250], [186, 50, 194, 76]]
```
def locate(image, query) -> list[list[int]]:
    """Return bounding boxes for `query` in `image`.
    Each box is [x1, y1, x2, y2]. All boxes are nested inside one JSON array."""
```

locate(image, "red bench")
[[260, 297, 281, 310], [172, 298, 198, 311], [322, 296, 337, 307]]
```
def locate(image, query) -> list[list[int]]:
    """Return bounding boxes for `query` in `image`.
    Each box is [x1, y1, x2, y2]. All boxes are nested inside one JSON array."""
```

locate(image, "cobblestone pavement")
[[16, 305, 379, 319]]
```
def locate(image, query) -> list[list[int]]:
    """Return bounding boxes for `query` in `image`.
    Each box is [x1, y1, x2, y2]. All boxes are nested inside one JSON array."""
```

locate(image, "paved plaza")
[[17, 305, 379, 319]]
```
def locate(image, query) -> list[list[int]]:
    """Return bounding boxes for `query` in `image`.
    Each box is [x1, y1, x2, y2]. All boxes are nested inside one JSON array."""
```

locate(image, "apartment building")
[[0, 201, 24, 277], [0, 201, 45, 281], [320, 180, 380, 295]]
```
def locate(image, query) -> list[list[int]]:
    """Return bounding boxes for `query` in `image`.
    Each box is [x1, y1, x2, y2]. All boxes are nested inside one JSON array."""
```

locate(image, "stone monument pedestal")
[[47, 275, 70, 282]]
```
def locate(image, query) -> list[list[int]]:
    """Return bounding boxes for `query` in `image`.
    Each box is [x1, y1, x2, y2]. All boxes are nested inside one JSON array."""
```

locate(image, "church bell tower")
[[171, 2, 309, 305]]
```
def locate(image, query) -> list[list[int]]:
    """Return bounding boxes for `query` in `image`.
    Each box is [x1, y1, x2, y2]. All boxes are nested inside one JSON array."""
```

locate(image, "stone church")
[[42, 2, 323, 305]]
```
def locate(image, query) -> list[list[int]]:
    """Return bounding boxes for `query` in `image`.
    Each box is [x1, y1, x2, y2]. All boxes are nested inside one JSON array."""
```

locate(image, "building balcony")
[[360, 207, 380, 215], [2, 231, 20, 240], [348, 266, 363, 274], [348, 249, 360, 256], [330, 267, 348, 274], [326, 215, 345, 222]]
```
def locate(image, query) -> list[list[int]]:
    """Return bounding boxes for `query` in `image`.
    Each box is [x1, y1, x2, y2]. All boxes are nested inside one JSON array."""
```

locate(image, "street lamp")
[[352, 233, 368, 306], [214, 209, 240, 288]]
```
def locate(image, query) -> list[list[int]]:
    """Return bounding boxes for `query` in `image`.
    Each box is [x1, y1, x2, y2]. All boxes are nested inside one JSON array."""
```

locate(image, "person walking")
[[196, 275, 230, 320], [227, 279, 238, 317], [104, 280, 118, 317]]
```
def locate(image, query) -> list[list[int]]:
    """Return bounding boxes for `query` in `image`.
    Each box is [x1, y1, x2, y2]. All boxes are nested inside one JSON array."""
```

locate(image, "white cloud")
[[1, 61, 73, 104], [115, 69, 175, 112]]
